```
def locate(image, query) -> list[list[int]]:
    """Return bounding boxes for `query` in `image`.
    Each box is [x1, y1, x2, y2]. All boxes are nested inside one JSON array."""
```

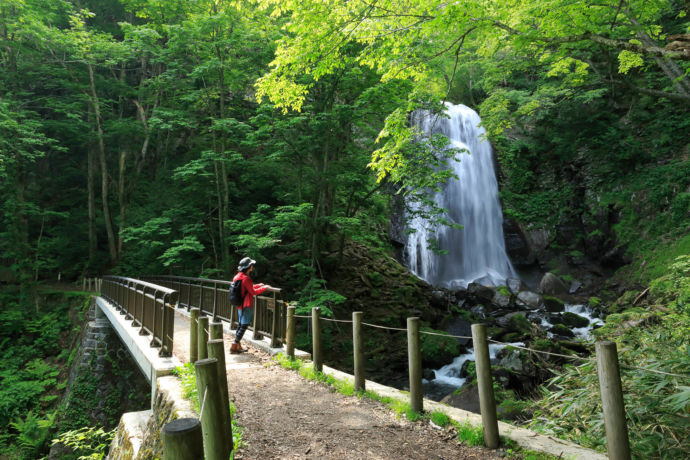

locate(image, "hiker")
[[230, 257, 270, 353]]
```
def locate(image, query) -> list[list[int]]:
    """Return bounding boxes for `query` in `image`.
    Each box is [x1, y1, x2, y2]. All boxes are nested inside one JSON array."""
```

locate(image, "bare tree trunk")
[[87, 109, 98, 267], [88, 63, 118, 263], [118, 150, 127, 257]]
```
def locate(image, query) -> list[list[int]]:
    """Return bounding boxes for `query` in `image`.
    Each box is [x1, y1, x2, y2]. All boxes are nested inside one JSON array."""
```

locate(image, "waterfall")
[[404, 103, 516, 289]]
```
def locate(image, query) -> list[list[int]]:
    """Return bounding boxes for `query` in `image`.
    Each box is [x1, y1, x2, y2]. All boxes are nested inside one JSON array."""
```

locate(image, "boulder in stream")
[[543, 295, 565, 312], [539, 272, 568, 295], [516, 291, 543, 309], [561, 311, 589, 328]]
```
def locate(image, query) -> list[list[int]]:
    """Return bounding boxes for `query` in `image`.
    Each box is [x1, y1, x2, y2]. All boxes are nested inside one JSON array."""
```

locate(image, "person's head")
[[237, 257, 256, 273]]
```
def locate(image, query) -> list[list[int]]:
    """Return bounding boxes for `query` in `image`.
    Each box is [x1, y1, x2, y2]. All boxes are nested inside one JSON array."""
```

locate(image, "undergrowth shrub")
[[531, 255, 690, 459]]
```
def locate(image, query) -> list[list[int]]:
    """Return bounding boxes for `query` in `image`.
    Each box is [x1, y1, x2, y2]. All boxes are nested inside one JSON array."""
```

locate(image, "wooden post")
[[162, 418, 203, 460], [208, 339, 231, 438], [596, 341, 631, 460], [190, 308, 200, 363], [194, 359, 233, 460], [210, 321, 223, 340], [353, 311, 365, 391], [270, 292, 279, 348], [286, 306, 296, 359], [407, 317, 423, 413], [82, 278, 86, 291], [312, 307, 322, 372], [198, 316, 209, 361], [471, 323, 499, 448]]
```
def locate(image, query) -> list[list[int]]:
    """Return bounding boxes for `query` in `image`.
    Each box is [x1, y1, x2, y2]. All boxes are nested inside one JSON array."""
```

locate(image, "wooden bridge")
[[86, 275, 619, 460]]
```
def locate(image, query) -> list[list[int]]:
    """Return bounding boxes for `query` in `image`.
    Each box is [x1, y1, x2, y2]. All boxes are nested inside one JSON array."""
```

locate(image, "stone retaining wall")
[[108, 376, 196, 460]]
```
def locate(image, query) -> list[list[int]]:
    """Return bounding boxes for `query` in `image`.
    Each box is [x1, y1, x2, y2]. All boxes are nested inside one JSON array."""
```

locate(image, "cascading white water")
[[405, 103, 516, 288]]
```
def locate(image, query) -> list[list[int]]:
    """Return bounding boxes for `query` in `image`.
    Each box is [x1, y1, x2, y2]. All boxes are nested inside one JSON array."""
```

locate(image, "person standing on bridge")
[[230, 257, 271, 353]]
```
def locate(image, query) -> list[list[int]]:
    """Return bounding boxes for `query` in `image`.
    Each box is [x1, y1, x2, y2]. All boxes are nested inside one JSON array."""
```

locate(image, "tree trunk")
[[88, 63, 118, 264], [118, 150, 127, 257], [87, 110, 98, 267]]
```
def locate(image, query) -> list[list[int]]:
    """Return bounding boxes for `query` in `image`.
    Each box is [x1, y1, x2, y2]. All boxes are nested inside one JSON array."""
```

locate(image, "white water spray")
[[405, 103, 516, 288]]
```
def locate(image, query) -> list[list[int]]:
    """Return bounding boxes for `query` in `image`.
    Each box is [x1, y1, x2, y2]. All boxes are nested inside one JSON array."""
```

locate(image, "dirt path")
[[224, 349, 499, 459], [172, 311, 499, 459]]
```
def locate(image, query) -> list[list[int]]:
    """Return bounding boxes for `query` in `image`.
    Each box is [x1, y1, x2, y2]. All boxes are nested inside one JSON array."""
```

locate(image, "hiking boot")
[[230, 343, 248, 354]]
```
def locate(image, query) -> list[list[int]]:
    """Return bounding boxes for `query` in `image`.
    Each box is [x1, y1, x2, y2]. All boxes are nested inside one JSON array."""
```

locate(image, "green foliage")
[[429, 411, 451, 427], [456, 420, 484, 447], [173, 363, 244, 451], [52, 427, 114, 460], [532, 255, 690, 458], [419, 327, 461, 365]]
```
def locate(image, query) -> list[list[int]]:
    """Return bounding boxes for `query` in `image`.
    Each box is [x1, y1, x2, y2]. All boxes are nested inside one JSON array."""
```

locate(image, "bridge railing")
[[101, 275, 178, 357], [144, 275, 286, 348]]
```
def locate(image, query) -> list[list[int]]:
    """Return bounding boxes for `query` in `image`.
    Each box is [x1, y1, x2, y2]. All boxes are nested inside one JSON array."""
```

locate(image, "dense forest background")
[[1, 0, 689, 459]]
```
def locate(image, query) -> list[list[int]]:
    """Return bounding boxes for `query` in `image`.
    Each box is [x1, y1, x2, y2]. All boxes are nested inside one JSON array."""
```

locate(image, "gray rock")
[[539, 272, 568, 295], [498, 349, 524, 373], [431, 290, 447, 307], [516, 291, 543, 309], [569, 280, 582, 294], [506, 278, 523, 294], [467, 283, 495, 302], [492, 291, 511, 308], [470, 305, 486, 319]]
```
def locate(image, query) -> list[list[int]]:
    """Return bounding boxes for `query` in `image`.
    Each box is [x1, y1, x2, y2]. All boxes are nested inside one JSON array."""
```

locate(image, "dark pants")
[[234, 307, 252, 343]]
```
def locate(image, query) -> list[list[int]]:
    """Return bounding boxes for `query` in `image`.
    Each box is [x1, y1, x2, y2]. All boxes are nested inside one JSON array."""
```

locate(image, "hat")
[[237, 257, 256, 271]]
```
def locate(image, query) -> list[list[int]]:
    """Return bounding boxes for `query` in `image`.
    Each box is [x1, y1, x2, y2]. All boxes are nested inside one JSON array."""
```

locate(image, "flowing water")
[[404, 103, 516, 289]]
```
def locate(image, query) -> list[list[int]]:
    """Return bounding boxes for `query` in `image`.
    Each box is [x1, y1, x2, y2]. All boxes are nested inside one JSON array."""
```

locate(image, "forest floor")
[[173, 313, 500, 459]]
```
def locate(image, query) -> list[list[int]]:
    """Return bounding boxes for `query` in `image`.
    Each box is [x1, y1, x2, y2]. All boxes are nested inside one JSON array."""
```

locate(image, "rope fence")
[[289, 311, 690, 379]]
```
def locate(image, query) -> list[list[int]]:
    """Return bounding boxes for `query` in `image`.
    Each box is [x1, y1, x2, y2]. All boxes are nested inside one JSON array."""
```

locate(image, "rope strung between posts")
[[198, 384, 209, 420], [362, 322, 407, 331], [290, 311, 690, 379]]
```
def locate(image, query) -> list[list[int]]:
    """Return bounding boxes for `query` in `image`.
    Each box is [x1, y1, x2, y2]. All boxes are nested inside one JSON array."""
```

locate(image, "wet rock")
[[498, 349, 524, 373], [549, 323, 575, 338], [467, 283, 495, 303], [503, 218, 535, 267], [423, 369, 436, 380], [543, 296, 565, 312], [539, 272, 568, 295], [561, 311, 589, 328], [506, 278, 523, 294], [569, 280, 582, 294], [431, 290, 448, 308], [440, 384, 481, 414], [492, 290, 512, 308], [496, 313, 532, 334], [470, 305, 486, 319], [601, 245, 632, 269], [516, 291, 543, 309]]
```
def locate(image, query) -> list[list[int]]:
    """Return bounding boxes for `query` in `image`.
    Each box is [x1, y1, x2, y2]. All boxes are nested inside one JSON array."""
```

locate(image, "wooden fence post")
[[198, 316, 209, 361], [162, 418, 203, 460], [353, 311, 365, 392], [194, 358, 232, 460], [407, 317, 423, 413], [286, 306, 296, 359], [208, 339, 231, 441], [210, 322, 223, 340], [471, 323, 499, 448], [312, 307, 322, 372], [596, 341, 631, 460], [190, 308, 200, 363]]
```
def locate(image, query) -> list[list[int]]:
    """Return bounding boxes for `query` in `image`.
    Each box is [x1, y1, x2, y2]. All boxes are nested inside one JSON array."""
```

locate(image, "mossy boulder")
[[419, 327, 462, 368], [543, 295, 565, 312], [549, 323, 575, 338], [561, 311, 589, 328]]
